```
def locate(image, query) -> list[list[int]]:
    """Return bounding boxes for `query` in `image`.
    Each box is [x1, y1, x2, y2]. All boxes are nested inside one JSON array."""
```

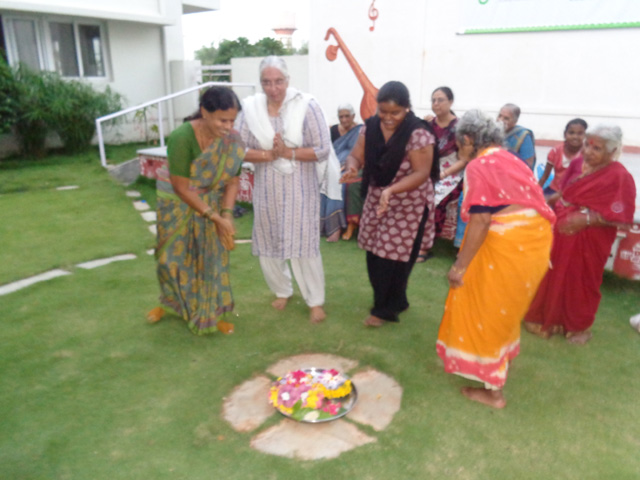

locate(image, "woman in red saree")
[[524, 124, 636, 344], [437, 110, 555, 409]]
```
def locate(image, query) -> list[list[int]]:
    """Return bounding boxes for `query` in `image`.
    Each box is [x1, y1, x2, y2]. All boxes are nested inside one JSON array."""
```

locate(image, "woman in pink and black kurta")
[[341, 81, 438, 327], [525, 124, 636, 345]]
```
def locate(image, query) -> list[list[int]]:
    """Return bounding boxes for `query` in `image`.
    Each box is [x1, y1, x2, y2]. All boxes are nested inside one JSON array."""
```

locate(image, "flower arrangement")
[[269, 369, 354, 422]]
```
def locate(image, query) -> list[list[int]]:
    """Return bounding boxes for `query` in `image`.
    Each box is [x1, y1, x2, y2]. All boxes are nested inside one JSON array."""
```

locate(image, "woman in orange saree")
[[436, 110, 555, 408]]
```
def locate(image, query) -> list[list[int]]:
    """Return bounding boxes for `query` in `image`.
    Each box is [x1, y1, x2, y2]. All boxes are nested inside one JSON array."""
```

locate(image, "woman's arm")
[[377, 144, 433, 217], [558, 208, 631, 235], [272, 133, 319, 162], [340, 134, 365, 183], [440, 155, 468, 179], [538, 162, 553, 187], [447, 212, 492, 288], [170, 175, 235, 237], [243, 148, 275, 163]]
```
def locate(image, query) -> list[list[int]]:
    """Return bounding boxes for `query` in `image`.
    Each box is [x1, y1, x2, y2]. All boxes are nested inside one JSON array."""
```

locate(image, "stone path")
[[0, 187, 153, 297], [222, 353, 403, 460]]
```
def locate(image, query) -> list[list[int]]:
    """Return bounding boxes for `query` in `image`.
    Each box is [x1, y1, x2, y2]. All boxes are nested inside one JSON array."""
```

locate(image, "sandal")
[[415, 251, 434, 263]]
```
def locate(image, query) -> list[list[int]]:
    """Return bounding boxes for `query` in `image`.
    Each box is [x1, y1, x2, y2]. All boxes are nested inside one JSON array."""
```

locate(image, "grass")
[[2, 148, 640, 479]]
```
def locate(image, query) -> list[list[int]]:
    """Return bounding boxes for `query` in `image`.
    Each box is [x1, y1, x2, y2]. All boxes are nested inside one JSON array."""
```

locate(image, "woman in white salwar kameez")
[[235, 56, 332, 323]]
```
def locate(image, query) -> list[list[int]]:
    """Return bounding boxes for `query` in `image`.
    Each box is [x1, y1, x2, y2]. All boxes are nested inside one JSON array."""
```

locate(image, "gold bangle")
[[261, 150, 266, 160], [220, 207, 233, 215]]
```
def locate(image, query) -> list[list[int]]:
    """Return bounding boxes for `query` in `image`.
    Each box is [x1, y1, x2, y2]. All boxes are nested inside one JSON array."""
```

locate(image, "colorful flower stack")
[[269, 369, 354, 422]]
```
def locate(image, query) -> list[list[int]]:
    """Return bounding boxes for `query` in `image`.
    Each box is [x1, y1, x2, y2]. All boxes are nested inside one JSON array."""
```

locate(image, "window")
[[2, 15, 107, 78]]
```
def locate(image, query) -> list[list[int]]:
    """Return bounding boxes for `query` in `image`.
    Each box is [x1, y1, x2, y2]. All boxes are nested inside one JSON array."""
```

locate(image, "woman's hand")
[[447, 264, 466, 288], [214, 214, 236, 250], [376, 188, 392, 217], [558, 211, 588, 235], [272, 133, 288, 159], [423, 114, 435, 122], [340, 165, 358, 184]]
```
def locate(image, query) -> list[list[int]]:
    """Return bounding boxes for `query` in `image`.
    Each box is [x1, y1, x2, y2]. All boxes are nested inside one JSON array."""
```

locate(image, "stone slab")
[[266, 354, 358, 378], [76, 254, 137, 270], [148, 224, 157, 235], [0, 269, 71, 296], [347, 369, 403, 431], [126, 190, 141, 198], [56, 185, 79, 191], [250, 418, 376, 460], [223, 376, 274, 433], [141, 211, 157, 222], [133, 200, 150, 211]]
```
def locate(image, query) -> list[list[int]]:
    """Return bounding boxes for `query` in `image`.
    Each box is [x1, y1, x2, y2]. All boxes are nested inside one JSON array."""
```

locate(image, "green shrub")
[[13, 67, 57, 158], [49, 80, 123, 154], [10, 65, 123, 157], [0, 55, 19, 134]]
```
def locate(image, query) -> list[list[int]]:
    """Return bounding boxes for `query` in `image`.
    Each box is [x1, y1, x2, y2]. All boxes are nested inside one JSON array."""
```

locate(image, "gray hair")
[[337, 103, 355, 115], [259, 56, 289, 79], [501, 103, 521, 121], [586, 123, 623, 158], [456, 109, 504, 150]]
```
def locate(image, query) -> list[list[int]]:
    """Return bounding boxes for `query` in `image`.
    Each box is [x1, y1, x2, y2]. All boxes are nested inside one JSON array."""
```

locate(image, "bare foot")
[[217, 320, 234, 335], [342, 223, 357, 241], [271, 297, 290, 310], [310, 306, 326, 324], [566, 330, 592, 345], [146, 307, 165, 324], [461, 387, 506, 409], [363, 315, 385, 327], [523, 321, 551, 339], [326, 230, 340, 243]]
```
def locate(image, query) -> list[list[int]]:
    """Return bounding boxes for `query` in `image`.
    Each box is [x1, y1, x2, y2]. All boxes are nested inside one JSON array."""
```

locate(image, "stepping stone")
[[223, 376, 274, 432], [141, 211, 157, 222], [147, 249, 155, 255], [148, 225, 157, 235], [267, 354, 359, 378], [0, 269, 71, 296], [76, 254, 137, 270], [235, 239, 252, 245], [250, 418, 376, 460], [347, 369, 402, 431], [126, 190, 141, 197], [133, 200, 150, 211], [56, 185, 79, 191]]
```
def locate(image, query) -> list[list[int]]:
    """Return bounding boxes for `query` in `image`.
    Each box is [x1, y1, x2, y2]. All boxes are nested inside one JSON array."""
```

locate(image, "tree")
[[194, 36, 297, 66]]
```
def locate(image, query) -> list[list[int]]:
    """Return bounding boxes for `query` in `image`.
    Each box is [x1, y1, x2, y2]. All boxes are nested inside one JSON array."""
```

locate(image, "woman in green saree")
[[146, 87, 245, 335]]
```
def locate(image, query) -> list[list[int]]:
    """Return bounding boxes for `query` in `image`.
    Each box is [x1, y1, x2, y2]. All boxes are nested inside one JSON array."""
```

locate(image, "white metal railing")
[[95, 81, 256, 167], [198, 64, 232, 82]]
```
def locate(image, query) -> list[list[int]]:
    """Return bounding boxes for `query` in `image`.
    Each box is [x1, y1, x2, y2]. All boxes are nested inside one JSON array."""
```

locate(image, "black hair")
[[377, 81, 411, 108], [183, 86, 241, 122], [564, 118, 588, 135], [432, 86, 454, 102]]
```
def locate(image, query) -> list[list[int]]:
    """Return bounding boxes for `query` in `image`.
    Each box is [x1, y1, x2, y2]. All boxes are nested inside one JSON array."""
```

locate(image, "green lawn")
[[2, 150, 640, 480]]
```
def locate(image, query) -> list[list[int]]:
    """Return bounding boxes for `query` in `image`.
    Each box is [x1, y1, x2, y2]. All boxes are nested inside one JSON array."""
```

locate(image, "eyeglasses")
[[260, 79, 287, 88], [338, 114, 353, 119], [431, 97, 448, 104]]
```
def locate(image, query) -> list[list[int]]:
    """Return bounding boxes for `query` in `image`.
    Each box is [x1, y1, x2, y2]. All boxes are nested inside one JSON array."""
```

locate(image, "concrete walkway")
[[222, 353, 403, 460]]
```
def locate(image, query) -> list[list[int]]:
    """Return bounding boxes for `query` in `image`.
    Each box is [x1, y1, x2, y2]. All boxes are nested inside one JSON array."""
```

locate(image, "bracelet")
[[291, 148, 296, 162], [261, 150, 266, 160], [451, 265, 466, 275], [220, 207, 233, 215], [585, 209, 591, 226]]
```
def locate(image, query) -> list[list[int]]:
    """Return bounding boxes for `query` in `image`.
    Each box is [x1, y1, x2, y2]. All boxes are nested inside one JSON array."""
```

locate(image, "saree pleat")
[[437, 210, 552, 388]]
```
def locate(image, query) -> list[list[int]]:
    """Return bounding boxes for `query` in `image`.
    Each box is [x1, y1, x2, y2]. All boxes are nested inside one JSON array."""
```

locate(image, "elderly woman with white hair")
[[437, 110, 555, 409], [525, 124, 636, 345], [331, 103, 363, 240], [234, 56, 332, 323]]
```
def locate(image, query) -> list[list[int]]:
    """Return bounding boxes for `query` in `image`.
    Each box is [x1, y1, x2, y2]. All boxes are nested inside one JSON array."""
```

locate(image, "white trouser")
[[259, 256, 325, 307]]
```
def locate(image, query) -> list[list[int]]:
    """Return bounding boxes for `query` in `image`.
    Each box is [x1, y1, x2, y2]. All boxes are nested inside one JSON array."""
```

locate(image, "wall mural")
[[324, 27, 379, 120]]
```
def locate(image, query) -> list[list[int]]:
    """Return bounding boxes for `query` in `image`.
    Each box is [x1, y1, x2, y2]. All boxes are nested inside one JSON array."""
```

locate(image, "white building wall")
[[310, 0, 640, 146]]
